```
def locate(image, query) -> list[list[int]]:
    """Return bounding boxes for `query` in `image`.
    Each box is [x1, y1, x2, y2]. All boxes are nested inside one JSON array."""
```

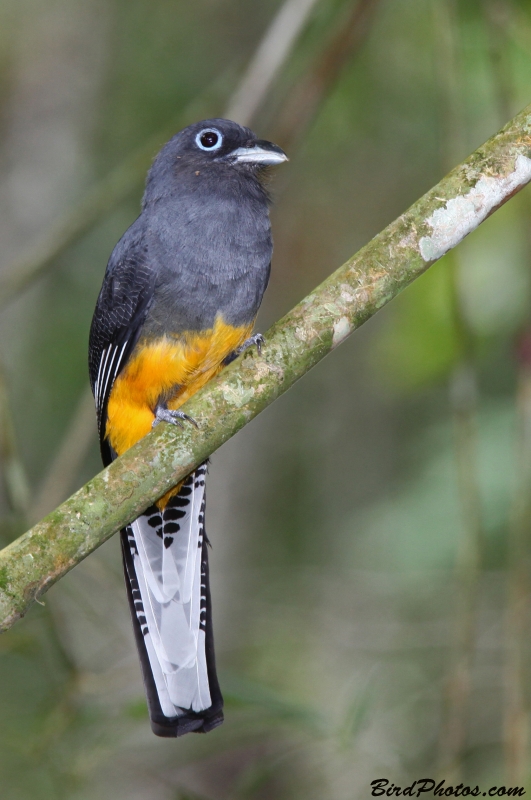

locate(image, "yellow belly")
[[105, 316, 253, 457]]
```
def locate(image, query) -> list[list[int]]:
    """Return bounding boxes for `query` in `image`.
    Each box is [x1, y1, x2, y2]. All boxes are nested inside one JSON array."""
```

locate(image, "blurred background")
[[0, 0, 530, 797]]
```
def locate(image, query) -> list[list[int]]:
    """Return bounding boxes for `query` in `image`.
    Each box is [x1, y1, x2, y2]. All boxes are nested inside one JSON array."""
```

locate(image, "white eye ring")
[[195, 128, 223, 151]]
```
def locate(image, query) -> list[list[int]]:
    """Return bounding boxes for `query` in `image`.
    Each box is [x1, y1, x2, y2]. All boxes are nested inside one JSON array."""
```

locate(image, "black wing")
[[89, 221, 154, 465]]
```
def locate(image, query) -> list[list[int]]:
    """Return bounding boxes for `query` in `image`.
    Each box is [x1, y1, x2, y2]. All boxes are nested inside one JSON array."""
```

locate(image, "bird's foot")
[[222, 334, 265, 366], [236, 333, 265, 357], [152, 406, 198, 429]]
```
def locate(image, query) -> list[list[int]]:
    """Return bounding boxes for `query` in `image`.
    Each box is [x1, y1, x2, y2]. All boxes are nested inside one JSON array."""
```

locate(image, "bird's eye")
[[196, 129, 223, 151]]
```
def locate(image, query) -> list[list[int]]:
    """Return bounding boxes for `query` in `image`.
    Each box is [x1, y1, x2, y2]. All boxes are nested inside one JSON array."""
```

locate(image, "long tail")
[[121, 463, 224, 736]]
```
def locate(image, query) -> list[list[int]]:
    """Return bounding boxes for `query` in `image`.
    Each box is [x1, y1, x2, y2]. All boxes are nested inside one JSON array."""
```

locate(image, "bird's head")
[[145, 118, 287, 203]]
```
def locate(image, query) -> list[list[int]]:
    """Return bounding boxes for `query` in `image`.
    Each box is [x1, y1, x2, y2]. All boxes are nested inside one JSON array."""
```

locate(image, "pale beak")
[[231, 139, 288, 166]]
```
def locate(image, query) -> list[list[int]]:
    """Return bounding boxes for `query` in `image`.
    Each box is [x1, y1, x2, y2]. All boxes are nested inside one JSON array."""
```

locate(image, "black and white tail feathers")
[[121, 463, 223, 736]]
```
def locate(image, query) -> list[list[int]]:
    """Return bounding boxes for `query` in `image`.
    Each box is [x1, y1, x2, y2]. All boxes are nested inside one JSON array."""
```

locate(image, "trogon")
[[88, 119, 287, 737]]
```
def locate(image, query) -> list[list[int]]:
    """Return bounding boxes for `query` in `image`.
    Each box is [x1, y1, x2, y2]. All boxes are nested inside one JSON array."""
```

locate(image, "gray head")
[[143, 118, 288, 206]]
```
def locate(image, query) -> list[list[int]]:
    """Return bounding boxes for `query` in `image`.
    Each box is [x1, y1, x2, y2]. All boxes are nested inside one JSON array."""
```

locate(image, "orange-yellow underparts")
[[106, 316, 253, 457]]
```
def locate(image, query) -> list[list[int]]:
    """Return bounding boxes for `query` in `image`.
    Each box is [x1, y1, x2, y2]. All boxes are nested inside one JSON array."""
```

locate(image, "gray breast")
[[141, 172, 272, 337]]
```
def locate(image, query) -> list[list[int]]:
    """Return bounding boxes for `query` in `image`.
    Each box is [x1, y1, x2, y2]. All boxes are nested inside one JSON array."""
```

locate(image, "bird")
[[88, 118, 287, 737]]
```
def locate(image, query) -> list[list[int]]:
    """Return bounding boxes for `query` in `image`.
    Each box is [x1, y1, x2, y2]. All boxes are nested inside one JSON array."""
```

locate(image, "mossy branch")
[[1, 104, 531, 631]]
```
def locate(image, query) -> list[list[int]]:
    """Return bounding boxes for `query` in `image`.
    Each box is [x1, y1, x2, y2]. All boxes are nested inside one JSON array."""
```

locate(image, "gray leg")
[[236, 333, 265, 357], [152, 405, 198, 429], [223, 333, 265, 366]]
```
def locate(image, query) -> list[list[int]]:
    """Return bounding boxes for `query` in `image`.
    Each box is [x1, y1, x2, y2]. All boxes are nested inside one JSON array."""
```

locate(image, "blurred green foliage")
[[0, 0, 531, 797]]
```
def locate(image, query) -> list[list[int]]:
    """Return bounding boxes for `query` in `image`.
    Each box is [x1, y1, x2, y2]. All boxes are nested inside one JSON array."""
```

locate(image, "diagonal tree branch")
[[1, 103, 531, 632]]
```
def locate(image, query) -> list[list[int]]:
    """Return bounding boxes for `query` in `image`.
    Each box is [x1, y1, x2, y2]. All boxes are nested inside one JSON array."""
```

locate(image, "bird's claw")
[[236, 333, 265, 357], [152, 406, 198, 429]]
